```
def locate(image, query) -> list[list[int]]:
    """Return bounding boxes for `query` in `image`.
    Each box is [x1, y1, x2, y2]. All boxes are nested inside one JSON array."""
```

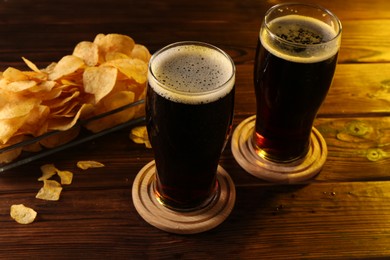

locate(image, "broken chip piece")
[[77, 160, 105, 170], [130, 126, 151, 148], [10, 204, 37, 224], [38, 163, 73, 185], [57, 170, 73, 185], [35, 180, 63, 201], [38, 163, 57, 181]]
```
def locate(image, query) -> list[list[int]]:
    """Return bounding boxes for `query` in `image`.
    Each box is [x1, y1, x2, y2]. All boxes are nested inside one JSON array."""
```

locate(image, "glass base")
[[132, 161, 236, 234], [231, 115, 327, 183]]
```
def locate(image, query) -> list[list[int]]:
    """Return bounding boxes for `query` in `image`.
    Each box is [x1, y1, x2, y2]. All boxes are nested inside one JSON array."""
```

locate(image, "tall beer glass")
[[133, 41, 236, 234], [232, 3, 341, 182]]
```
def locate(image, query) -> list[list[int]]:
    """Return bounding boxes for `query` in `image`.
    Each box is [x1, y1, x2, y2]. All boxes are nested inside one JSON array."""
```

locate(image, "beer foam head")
[[148, 42, 235, 104], [260, 15, 341, 63]]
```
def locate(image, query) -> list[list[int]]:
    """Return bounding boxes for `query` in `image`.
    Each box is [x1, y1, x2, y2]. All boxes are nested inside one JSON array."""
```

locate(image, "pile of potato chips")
[[0, 34, 150, 164]]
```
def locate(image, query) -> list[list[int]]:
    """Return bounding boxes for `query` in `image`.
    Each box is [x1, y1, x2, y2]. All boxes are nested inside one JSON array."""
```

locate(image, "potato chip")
[[0, 93, 38, 120], [6, 80, 37, 92], [42, 62, 56, 74], [57, 170, 73, 185], [77, 160, 105, 170], [22, 71, 47, 81], [129, 126, 147, 142], [30, 80, 57, 93], [93, 33, 135, 59], [33, 84, 62, 101], [16, 105, 49, 137], [72, 41, 99, 67], [105, 51, 129, 62], [130, 44, 151, 63], [42, 90, 80, 110], [129, 135, 145, 146], [10, 204, 37, 224], [130, 126, 151, 148], [50, 101, 79, 116], [38, 163, 57, 181], [22, 140, 42, 153], [35, 180, 62, 201], [22, 57, 42, 73], [0, 115, 28, 144], [85, 91, 135, 133], [60, 79, 80, 87], [48, 55, 85, 81], [104, 79, 145, 102], [104, 58, 147, 84], [2, 67, 29, 82], [0, 136, 24, 163], [40, 127, 80, 148], [83, 66, 118, 103], [46, 104, 94, 131]]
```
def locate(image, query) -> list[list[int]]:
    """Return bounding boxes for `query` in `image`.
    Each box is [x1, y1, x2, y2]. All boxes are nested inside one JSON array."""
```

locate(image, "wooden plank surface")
[[2, 175, 390, 258], [0, 0, 389, 259]]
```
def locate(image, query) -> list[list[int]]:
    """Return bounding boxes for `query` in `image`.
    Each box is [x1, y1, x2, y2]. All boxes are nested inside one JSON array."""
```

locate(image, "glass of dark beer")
[[232, 3, 341, 182], [144, 41, 235, 211]]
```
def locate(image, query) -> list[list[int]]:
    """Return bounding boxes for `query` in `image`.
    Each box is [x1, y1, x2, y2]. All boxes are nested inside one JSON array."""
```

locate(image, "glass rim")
[[263, 2, 342, 49], [148, 41, 236, 97]]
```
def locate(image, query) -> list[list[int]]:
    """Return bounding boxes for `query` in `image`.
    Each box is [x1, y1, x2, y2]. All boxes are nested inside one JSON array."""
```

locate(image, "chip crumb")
[[10, 204, 37, 224], [77, 160, 105, 170], [35, 180, 63, 201]]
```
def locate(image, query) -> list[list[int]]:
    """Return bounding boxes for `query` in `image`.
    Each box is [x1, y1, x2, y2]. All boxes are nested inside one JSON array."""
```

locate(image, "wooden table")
[[1, 0, 390, 258]]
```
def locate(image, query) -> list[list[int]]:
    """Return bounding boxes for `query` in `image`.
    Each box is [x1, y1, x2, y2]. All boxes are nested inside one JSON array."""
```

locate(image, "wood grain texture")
[[0, 0, 389, 258]]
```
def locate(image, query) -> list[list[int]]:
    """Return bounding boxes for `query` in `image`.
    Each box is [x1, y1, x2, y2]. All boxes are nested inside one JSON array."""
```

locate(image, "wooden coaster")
[[231, 115, 327, 183], [132, 161, 236, 234]]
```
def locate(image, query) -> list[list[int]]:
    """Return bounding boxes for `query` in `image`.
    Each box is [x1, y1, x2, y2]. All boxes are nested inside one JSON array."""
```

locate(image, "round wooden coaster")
[[231, 115, 327, 183], [132, 161, 236, 234]]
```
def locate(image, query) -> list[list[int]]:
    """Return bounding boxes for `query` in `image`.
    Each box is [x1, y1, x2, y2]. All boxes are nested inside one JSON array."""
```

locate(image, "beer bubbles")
[[148, 43, 235, 104], [262, 15, 340, 63]]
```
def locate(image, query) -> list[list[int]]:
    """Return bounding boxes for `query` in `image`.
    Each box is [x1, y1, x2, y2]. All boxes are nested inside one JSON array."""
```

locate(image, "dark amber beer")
[[253, 4, 342, 162], [146, 42, 235, 210]]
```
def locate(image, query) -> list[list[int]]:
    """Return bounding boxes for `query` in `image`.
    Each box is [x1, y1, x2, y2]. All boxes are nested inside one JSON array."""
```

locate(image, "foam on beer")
[[260, 15, 340, 63], [148, 43, 235, 105]]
